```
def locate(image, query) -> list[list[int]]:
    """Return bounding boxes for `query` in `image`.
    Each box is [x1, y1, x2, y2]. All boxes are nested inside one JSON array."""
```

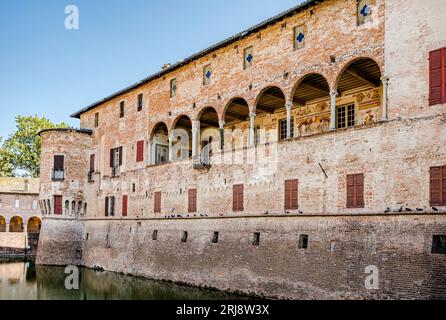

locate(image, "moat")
[[0, 258, 248, 300]]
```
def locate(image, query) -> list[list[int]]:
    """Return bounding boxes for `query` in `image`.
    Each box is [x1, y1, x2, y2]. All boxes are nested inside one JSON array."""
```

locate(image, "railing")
[[52, 169, 65, 181]]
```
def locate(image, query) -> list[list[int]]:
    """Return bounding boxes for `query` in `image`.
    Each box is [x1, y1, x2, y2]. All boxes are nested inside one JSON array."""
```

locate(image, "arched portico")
[[149, 122, 170, 165]]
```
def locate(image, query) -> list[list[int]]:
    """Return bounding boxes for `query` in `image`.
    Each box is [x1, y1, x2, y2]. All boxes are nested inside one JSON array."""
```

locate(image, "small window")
[[357, 0, 372, 26], [170, 78, 177, 98], [203, 65, 212, 85], [181, 231, 188, 243], [347, 174, 365, 208], [52, 155, 65, 181], [132, 183, 136, 193], [154, 192, 162, 213], [299, 235, 309, 249], [233, 184, 244, 212], [188, 189, 197, 213], [94, 112, 99, 128], [119, 101, 125, 118], [122, 195, 128, 217], [337, 104, 355, 129], [252, 232, 260, 246], [54, 196, 63, 215], [32, 200, 38, 210], [285, 179, 299, 210], [152, 230, 158, 241], [429, 48, 446, 106], [137, 94, 143, 112], [244, 47, 253, 70], [136, 141, 144, 162], [212, 232, 219, 244], [430, 166, 446, 206], [294, 25, 305, 50], [279, 117, 294, 140], [432, 235, 446, 254], [15, 199, 20, 209], [105, 196, 115, 217]]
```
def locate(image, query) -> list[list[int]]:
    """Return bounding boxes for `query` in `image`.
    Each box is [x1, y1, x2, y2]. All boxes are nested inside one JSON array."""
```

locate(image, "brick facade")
[[37, 0, 446, 299]]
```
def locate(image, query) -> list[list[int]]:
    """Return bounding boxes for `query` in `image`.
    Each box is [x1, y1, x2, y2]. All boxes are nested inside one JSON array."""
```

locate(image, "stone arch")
[[335, 57, 383, 94], [171, 115, 193, 160], [198, 107, 220, 158], [254, 86, 286, 115], [77, 201, 82, 214], [9, 216, 24, 233], [0, 216, 6, 232], [149, 122, 170, 165], [292, 73, 331, 138], [71, 201, 76, 216], [27, 217, 41, 234], [65, 200, 70, 215]]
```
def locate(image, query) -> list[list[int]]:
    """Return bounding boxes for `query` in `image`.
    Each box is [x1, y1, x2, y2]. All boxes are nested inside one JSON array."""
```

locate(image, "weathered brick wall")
[[36, 218, 85, 266], [77, 214, 445, 300]]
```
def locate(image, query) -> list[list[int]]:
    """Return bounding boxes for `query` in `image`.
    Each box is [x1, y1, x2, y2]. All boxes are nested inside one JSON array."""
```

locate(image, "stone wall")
[[0, 233, 26, 257]]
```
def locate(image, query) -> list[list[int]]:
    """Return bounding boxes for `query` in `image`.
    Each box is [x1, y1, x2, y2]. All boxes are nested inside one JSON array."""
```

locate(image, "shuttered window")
[[347, 174, 365, 208], [89, 154, 95, 172], [53, 155, 64, 171], [137, 94, 143, 112], [136, 141, 144, 162], [54, 196, 63, 215], [122, 195, 128, 217], [430, 166, 446, 206], [188, 189, 197, 213], [429, 48, 446, 106], [154, 192, 162, 213], [110, 147, 123, 175], [105, 196, 115, 217], [285, 179, 299, 210], [233, 184, 244, 212], [120, 101, 125, 118]]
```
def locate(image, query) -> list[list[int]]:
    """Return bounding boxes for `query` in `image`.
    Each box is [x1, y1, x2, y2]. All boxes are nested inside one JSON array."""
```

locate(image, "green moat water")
[[0, 258, 248, 300]]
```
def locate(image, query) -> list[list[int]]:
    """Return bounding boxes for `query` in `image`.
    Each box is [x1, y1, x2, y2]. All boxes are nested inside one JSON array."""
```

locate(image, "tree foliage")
[[0, 115, 69, 178]]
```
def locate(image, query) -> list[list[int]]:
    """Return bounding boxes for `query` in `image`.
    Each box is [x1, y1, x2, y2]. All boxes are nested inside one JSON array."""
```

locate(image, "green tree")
[[1, 115, 69, 177], [0, 137, 14, 177]]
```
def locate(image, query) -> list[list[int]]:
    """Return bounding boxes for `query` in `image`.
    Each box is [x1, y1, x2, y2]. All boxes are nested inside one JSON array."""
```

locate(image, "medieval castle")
[[36, 0, 446, 299]]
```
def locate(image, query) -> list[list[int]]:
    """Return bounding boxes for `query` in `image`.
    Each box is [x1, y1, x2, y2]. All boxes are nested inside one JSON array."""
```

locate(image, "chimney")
[[162, 63, 172, 70]]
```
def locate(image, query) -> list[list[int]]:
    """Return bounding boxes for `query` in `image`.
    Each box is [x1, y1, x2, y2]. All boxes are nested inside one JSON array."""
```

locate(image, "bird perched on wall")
[[298, 210, 304, 215], [416, 208, 423, 212], [384, 208, 391, 213], [432, 207, 439, 212], [264, 211, 269, 215], [405, 208, 412, 212], [398, 207, 403, 213]]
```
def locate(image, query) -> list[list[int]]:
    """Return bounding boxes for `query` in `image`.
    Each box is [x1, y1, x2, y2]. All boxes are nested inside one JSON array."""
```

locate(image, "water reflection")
[[0, 259, 247, 300]]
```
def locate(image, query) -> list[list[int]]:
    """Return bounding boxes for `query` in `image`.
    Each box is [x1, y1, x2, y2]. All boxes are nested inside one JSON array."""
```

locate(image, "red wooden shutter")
[[233, 185, 244, 212], [136, 141, 144, 162], [154, 192, 161, 213], [188, 189, 197, 213], [285, 180, 299, 210], [119, 147, 123, 166], [105, 197, 109, 216], [110, 149, 114, 168], [122, 195, 128, 217], [347, 175, 356, 208], [347, 174, 365, 208], [356, 174, 365, 208], [285, 180, 292, 210], [443, 166, 446, 206], [429, 48, 446, 106], [54, 196, 62, 215], [430, 166, 443, 206], [90, 154, 95, 172]]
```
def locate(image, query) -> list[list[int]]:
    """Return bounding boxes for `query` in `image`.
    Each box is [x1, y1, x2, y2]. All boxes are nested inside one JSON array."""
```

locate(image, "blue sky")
[[0, 0, 302, 139]]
